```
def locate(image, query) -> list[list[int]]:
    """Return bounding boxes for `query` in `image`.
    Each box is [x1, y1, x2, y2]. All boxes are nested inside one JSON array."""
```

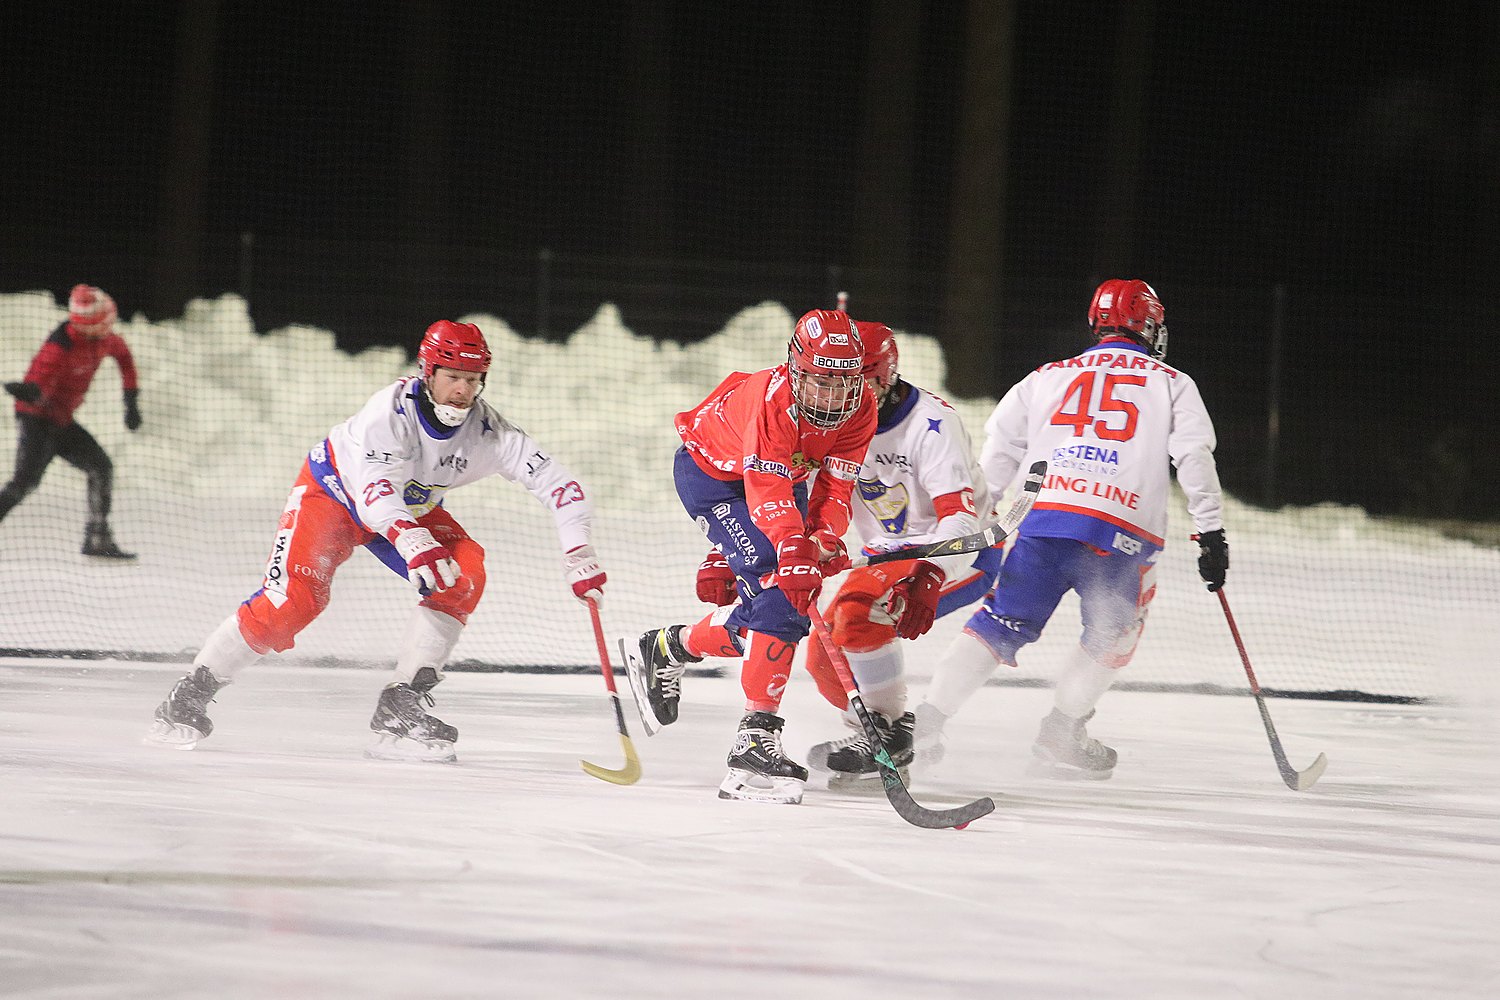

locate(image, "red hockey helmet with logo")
[[1088, 279, 1167, 360], [787, 309, 866, 428], [419, 320, 491, 381]]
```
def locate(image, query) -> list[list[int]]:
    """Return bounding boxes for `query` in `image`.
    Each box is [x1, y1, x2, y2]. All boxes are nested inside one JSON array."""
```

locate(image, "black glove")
[[4, 381, 41, 404], [1194, 529, 1228, 592], [123, 388, 141, 431]]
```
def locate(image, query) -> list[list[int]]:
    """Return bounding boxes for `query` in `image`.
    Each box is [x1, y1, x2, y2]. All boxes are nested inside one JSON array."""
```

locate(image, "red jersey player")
[[1, 284, 140, 558], [623, 309, 876, 803]]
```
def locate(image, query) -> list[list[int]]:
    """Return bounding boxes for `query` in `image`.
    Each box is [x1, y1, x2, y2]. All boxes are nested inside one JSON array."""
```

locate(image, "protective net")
[[1, 5, 1493, 701], [1, 292, 1494, 702]]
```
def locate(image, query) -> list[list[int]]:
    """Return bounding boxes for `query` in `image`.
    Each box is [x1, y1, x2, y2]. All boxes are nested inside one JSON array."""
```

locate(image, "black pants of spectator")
[[0, 413, 113, 527]]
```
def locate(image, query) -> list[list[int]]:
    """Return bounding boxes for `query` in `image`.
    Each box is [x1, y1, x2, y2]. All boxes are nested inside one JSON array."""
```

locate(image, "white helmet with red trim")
[[787, 309, 865, 429]]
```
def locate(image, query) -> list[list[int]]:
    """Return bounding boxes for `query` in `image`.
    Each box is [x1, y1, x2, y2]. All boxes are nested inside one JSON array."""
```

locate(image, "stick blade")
[[581, 733, 643, 786], [1288, 752, 1329, 791]]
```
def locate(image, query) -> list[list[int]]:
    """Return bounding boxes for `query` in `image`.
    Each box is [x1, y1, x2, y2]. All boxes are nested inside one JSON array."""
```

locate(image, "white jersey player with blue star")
[[852, 383, 997, 591]]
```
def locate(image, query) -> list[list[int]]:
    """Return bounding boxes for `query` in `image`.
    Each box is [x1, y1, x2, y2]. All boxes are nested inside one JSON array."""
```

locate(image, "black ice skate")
[[808, 711, 915, 788], [718, 711, 808, 804], [146, 665, 227, 749], [1029, 708, 1117, 779], [366, 667, 458, 763], [82, 524, 136, 559], [621, 625, 700, 735]]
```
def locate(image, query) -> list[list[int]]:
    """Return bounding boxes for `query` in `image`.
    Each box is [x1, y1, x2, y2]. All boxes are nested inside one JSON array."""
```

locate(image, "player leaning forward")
[[148, 320, 606, 760], [624, 309, 877, 804]]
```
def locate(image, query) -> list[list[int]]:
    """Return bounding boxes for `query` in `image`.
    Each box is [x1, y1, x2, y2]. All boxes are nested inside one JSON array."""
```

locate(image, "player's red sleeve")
[[106, 335, 139, 391], [932, 488, 977, 521], [741, 400, 804, 548], [806, 392, 876, 538]]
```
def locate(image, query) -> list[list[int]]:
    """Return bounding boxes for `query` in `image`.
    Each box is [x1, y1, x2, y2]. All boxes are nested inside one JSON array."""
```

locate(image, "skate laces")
[[759, 725, 787, 760], [652, 631, 688, 694]]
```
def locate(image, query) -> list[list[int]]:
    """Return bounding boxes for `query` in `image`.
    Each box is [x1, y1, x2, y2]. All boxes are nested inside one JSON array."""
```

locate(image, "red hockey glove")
[[891, 560, 944, 640], [696, 549, 737, 605], [388, 520, 460, 593], [809, 526, 851, 575], [773, 535, 823, 615], [564, 544, 607, 605]]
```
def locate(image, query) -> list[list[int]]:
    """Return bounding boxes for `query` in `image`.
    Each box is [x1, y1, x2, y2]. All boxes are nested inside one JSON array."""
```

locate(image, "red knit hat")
[[68, 284, 117, 336]]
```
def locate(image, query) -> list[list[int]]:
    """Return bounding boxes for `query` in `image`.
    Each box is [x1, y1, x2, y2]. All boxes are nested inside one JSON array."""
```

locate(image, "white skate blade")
[[144, 720, 203, 750], [618, 638, 661, 736], [364, 732, 457, 764], [717, 768, 804, 804], [1025, 755, 1113, 781]]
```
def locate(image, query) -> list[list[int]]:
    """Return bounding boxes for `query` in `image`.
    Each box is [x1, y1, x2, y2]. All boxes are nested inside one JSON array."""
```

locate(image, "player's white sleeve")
[[485, 422, 597, 552], [1169, 373, 1224, 534], [337, 387, 422, 537], [978, 380, 1029, 506]]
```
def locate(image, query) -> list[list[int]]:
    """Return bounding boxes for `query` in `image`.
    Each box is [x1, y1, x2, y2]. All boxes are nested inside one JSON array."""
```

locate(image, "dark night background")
[[1, 1, 1495, 519]]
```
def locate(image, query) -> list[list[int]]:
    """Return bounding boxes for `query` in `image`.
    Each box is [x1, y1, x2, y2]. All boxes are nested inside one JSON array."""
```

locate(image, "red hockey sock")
[[685, 614, 741, 659], [741, 630, 797, 713]]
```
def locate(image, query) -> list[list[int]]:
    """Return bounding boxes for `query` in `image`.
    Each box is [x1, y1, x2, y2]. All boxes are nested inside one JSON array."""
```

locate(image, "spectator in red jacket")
[[1, 284, 141, 558]]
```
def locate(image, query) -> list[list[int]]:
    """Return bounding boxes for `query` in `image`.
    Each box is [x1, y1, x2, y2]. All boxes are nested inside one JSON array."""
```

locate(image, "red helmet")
[[68, 284, 117, 337], [857, 321, 899, 403], [1088, 279, 1167, 360], [419, 320, 491, 381], [787, 309, 865, 429]]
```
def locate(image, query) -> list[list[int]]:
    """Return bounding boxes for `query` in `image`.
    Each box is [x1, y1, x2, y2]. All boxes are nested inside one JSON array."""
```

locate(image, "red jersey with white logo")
[[14, 323, 138, 427], [979, 338, 1223, 562], [675, 365, 877, 549]]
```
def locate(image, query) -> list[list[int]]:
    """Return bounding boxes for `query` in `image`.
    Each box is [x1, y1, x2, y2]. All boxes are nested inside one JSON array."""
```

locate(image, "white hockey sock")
[[1053, 644, 1120, 719], [394, 607, 465, 684], [923, 630, 1000, 718], [845, 642, 906, 719], [194, 614, 262, 681]]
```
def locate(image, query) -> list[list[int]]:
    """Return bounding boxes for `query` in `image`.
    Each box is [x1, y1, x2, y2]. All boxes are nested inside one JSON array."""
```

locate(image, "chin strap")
[[421, 382, 477, 427]]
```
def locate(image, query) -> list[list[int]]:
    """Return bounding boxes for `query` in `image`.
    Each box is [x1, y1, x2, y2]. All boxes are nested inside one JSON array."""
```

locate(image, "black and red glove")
[[773, 535, 823, 615], [891, 560, 944, 639], [696, 550, 737, 605]]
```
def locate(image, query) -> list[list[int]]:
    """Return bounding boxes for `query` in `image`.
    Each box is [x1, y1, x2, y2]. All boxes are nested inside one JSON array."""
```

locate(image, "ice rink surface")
[[2, 659, 1497, 1000]]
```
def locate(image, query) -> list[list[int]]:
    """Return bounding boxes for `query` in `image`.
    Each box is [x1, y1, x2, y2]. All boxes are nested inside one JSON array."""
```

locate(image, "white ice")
[[1, 660, 1498, 999]]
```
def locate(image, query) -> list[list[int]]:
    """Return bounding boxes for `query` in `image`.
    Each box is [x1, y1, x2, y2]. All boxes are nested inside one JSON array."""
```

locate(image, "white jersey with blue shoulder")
[[316, 375, 594, 550], [851, 383, 993, 579]]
